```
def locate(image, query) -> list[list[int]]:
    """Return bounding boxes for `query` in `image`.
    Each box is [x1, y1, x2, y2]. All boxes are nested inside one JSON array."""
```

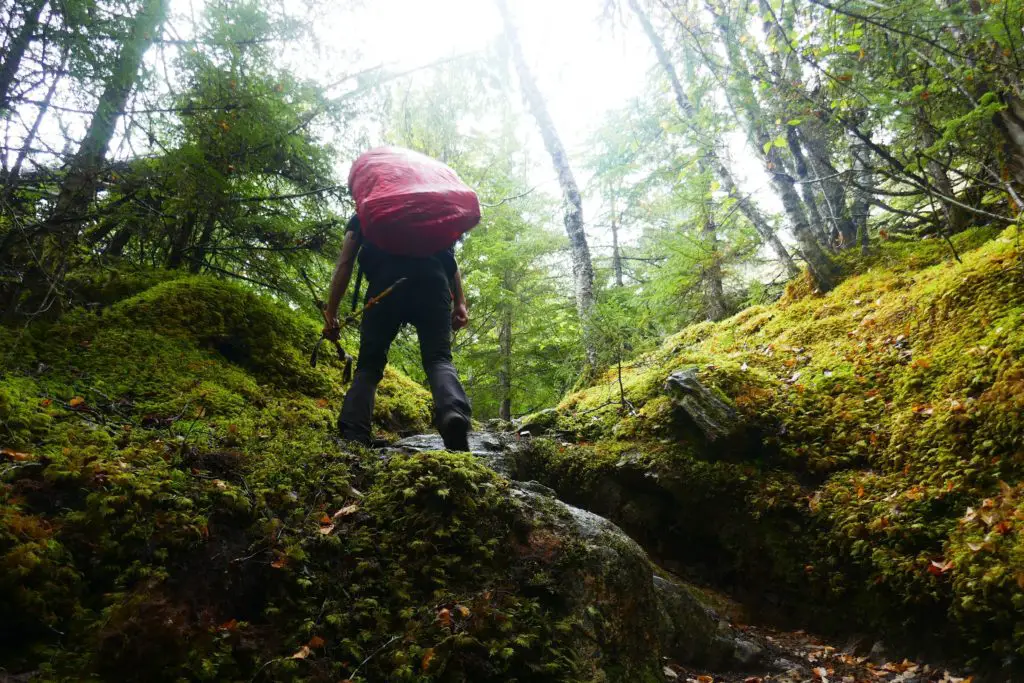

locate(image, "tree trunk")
[[495, 0, 596, 361], [498, 306, 512, 421], [799, 122, 859, 248], [919, 116, 969, 232], [786, 126, 832, 248], [993, 95, 1024, 197], [43, 0, 166, 241], [0, 0, 47, 112], [166, 210, 196, 269], [190, 213, 218, 273], [850, 132, 872, 254], [707, 3, 838, 290], [627, 0, 800, 278], [610, 194, 624, 287], [701, 215, 727, 321], [2, 45, 66, 205]]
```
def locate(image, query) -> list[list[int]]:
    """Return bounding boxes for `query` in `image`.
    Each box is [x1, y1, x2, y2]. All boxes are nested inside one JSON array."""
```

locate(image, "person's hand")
[[452, 302, 468, 331], [322, 309, 341, 341]]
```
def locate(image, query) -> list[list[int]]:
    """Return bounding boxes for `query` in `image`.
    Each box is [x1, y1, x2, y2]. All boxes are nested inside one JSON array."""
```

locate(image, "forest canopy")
[[0, 0, 1021, 418]]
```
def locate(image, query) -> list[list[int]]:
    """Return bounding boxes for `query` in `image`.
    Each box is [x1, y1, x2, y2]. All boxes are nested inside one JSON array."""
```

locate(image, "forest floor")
[[666, 619, 972, 683]]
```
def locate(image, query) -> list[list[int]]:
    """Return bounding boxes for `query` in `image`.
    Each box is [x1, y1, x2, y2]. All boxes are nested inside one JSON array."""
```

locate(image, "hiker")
[[321, 149, 478, 451]]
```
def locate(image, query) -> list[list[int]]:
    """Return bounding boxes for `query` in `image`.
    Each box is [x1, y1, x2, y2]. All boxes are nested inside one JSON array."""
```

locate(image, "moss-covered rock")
[[530, 226, 1024, 667]]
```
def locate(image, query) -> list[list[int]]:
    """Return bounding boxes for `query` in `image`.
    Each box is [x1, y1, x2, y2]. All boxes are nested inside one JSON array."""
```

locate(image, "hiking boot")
[[439, 413, 470, 452]]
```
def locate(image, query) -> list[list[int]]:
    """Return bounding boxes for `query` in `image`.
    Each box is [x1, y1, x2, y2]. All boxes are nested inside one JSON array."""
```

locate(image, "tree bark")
[[850, 131, 872, 254], [707, 3, 838, 290], [628, 0, 800, 278], [701, 215, 727, 321], [0, 0, 47, 112], [786, 126, 831, 248], [799, 121, 859, 248], [498, 305, 512, 421], [610, 194, 624, 287], [2, 45, 66, 205], [496, 0, 597, 361], [43, 0, 166, 241]]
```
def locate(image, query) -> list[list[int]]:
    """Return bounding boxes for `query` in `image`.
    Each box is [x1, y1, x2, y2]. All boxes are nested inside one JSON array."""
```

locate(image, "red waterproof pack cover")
[[348, 147, 481, 257]]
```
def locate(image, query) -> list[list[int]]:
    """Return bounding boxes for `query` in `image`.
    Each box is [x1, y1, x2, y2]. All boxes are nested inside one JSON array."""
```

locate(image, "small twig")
[[347, 635, 400, 679]]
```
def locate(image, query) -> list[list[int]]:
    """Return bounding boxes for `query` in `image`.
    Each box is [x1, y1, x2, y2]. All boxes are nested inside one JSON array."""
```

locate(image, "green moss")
[[540, 226, 1024, 658]]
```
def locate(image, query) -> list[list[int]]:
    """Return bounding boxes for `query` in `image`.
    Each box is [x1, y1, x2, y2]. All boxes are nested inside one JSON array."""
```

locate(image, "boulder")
[[664, 367, 740, 442]]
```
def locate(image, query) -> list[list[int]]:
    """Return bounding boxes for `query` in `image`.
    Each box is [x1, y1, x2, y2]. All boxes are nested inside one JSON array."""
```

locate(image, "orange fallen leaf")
[[813, 666, 829, 681], [271, 557, 287, 569], [218, 618, 238, 631], [437, 608, 452, 628], [319, 513, 332, 525], [455, 604, 471, 618], [69, 396, 85, 408], [697, 676, 714, 683], [39, 398, 52, 407], [421, 647, 435, 671], [290, 645, 311, 659], [0, 448, 32, 461], [307, 635, 325, 648], [744, 678, 764, 683]]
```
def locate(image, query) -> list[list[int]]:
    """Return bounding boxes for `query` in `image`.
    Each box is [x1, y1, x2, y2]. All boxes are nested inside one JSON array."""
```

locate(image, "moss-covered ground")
[[0, 273, 587, 681], [522, 226, 1024, 667]]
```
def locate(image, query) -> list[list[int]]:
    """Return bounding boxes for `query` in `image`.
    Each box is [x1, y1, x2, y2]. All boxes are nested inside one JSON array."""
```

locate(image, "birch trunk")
[[495, 0, 596, 361]]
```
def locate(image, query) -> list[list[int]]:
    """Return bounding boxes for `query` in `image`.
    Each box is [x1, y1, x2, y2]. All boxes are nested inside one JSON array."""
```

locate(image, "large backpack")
[[348, 146, 481, 257]]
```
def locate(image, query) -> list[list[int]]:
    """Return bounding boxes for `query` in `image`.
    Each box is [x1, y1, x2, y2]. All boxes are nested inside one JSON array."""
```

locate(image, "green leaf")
[[763, 140, 774, 154], [787, 118, 803, 126]]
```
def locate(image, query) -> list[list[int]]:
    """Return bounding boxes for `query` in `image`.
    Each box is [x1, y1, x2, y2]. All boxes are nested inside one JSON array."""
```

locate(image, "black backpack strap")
[[350, 260, 363, 313]]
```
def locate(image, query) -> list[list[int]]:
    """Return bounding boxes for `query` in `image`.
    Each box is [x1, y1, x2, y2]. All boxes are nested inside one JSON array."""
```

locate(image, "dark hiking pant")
[[338, 271, 471, 445]]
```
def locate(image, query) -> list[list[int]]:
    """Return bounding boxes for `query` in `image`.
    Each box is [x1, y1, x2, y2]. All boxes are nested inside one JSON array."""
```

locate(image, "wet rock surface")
[[392, 430, 972, 683]]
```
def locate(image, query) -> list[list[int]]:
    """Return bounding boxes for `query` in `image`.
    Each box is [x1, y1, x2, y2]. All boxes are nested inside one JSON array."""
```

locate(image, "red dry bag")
[[348, 147, 481, 257]]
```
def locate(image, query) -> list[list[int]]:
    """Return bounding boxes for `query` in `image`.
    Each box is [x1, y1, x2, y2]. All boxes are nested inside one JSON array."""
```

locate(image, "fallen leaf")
[[212, 479, 227, 490], [39, 398, 52, 407], [813, 666, 829, 681], [928, 559, 955, 576], [743, 678, 763, 683], [455, 604, 471, 618], [316, 398, 329, 408], [333, 504, 360, 519], [437, 608, 452, 628], [218, 618, 238, 631], [69, 396, 85, 408], [697, 676, 714, 683], [307, 635, 325, 648], [318, 524, 335, 535], [421, 648, 435, 671], [271, 557, 287, 569], [319, 513, 332, 525], [290, 645, 311, 660], [967, 541, 984, 552], [0, 447, 31, 461]]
